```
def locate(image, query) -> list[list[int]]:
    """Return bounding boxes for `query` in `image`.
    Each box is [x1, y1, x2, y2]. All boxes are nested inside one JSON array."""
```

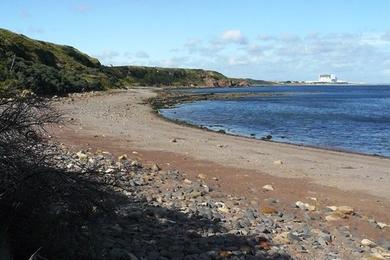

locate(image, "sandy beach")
[[52, 87, 390, 242]]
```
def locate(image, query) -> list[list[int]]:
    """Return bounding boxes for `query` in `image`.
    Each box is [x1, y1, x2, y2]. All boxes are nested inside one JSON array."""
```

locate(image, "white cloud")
[[99, 31, 390, 82], [382, 69, 390, 76], [382, 32, 390, 41], [221, 30, 248, 45], [135, 51, 150, 59], [94, 50, 119, 64], [227, 56, 249, 66], [257, 34, 276, 41]]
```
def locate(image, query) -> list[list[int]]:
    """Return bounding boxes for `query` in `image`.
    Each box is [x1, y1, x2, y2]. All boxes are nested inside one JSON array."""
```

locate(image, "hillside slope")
[[0, 28, 271, 94], [104, 65, 252, 88], [0, 28, 112, 94]]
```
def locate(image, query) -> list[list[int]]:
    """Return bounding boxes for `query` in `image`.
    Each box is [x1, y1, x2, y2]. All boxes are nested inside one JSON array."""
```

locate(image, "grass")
[[0, 28, 273, 95]]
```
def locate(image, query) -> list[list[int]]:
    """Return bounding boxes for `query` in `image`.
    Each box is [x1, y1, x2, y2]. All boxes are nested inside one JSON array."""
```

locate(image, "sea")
[[159, 85, 390, 157]]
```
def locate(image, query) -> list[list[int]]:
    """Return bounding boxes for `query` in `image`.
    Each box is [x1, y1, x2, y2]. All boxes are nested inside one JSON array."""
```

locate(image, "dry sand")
[[52, 87, 390, 239]]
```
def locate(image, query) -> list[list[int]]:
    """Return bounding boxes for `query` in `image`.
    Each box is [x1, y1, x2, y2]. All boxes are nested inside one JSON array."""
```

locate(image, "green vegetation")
[[0, 28, 272, 95], [0, 28, 112, 95], [104, 66, 231, 87]]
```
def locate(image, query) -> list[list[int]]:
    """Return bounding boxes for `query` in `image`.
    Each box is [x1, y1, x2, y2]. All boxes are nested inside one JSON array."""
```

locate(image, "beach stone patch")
[[37, 143, 390, 260]]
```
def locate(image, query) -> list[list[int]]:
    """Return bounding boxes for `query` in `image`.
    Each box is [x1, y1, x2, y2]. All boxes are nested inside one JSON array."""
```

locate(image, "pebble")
[[326, 205, 338, 212], [131, 160, 141, 167], [376, 222, 388, 229], [76, 151, 88, 161], [262, 184, 274, 191], [118, 154, 128, 161], [337, 206, 354, 215], [183, 178, 192, 184], [295, 201, 316, 211], [261, 206, 278, 215], [325, 213, 343, 222], [361, 239, 377, 247], [151, 163, 160, 172], [197, 173, 206, 180]]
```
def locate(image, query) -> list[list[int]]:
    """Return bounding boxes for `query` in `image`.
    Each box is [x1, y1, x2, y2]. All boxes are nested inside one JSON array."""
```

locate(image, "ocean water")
[[159, 85, 390, 157]]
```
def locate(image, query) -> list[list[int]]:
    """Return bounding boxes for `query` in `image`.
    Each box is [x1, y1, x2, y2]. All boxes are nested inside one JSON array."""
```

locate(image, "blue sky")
[[2, 0, 390, 83]]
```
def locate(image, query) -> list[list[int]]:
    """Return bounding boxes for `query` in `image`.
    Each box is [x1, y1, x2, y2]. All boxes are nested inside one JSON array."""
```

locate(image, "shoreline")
[[51, 87, 390, 253], [156, 110, 390, 160], [53, 87, 390, 199], [151, 88, 389, 159]]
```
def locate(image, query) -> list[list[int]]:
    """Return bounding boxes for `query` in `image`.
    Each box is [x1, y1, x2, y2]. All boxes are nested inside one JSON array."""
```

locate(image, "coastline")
[[51, 87, 390, 249], [151, 87, 389, 159]]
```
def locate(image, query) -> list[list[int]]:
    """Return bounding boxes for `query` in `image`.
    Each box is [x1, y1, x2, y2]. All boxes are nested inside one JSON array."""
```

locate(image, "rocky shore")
[[45, 144, 389, 259], [51, 88, 390, 259]]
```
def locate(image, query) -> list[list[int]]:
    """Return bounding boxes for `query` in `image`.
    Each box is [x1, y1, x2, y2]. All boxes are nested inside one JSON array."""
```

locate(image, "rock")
[[219, 251, 233, 257], [288, 231, 301, 242], [337, 206, 354, 215], [262, 184, 274, 191], [273, 160, 283, 165], [190, 191, 202, 198], [215, 202, 229, 213], [261, 206, 278, 215], [361, 239, 376, 247], [197, 173, 206, 180], [318, 231, 332, 245], [376, 222, 388, 229], [151, 163, 160, 172], [171, 138, 177, 143], [295, 201, 316, 211], [131, 160, 140, 167], [325, 213, 343, 222], [183, 178, 192, 184], [326, 206, 338, 212], [118, 154, 128, 161], [244, 209, 256, 221], [273, 232, 290, 244], [365, 252, 386, 260], [105, 168, 115, 174], [261, 135, 273, 141], [76, 151, 88, 161]]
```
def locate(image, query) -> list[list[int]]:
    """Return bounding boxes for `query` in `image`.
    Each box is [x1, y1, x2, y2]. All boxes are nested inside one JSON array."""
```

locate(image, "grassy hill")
[[0, 28, 112, 94], [104, 65, 252, 88], [0, 28, 272, 95]]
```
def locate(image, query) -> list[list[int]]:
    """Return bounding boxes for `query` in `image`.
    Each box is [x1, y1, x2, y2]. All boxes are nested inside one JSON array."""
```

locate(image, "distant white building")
[[319, 74, 337, 83]]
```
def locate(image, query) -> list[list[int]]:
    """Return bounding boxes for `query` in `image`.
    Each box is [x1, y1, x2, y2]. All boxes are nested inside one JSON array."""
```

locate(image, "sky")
[[2, 0, 390, 83]]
